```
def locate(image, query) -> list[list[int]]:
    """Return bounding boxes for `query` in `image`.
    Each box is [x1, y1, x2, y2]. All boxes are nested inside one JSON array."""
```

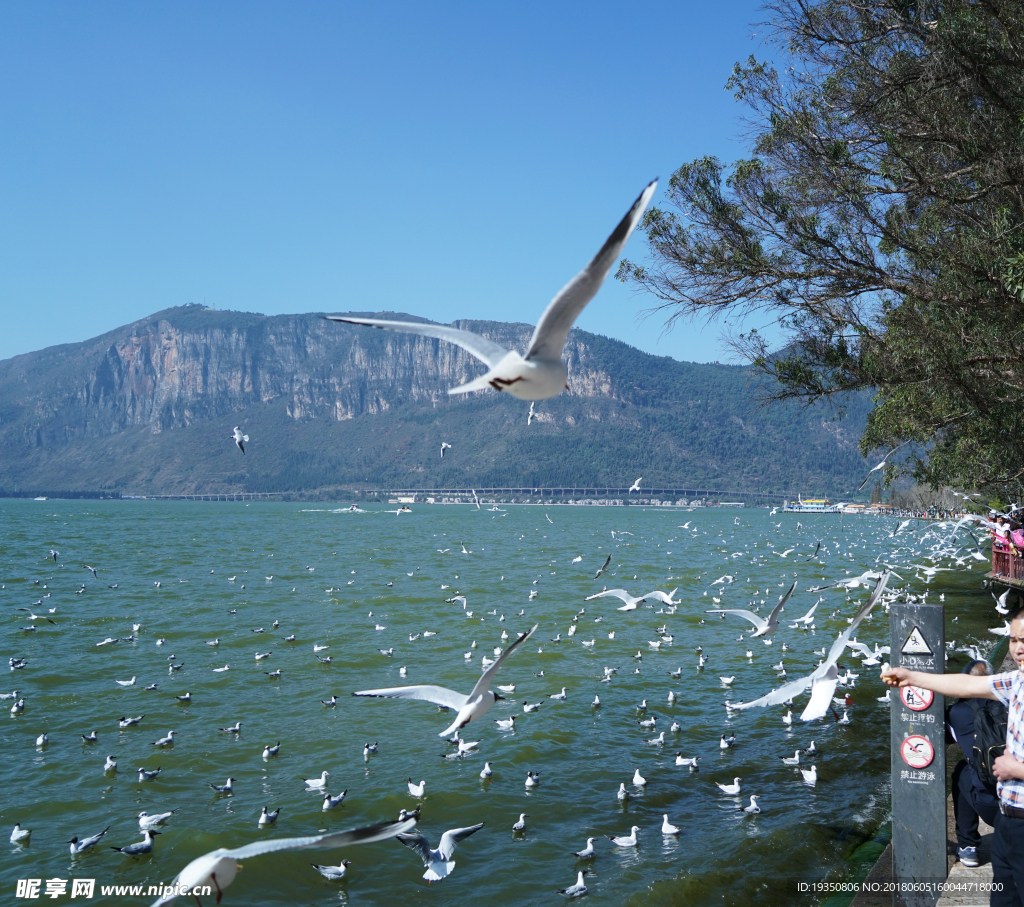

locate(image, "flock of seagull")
[[4, 498, 1007, 904], [4, 181, 1013, 902]]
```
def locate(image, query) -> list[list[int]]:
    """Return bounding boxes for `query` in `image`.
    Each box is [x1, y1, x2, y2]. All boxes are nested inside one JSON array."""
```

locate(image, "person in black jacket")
[[947, 659, 1000, 867]]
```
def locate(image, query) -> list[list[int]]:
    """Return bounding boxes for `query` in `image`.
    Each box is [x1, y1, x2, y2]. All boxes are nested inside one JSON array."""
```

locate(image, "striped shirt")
[[989, 668, 1024, 808]]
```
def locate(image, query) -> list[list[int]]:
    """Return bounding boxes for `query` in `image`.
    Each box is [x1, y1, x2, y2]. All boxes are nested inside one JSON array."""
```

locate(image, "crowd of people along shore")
[[991, 512, 1024, 580]]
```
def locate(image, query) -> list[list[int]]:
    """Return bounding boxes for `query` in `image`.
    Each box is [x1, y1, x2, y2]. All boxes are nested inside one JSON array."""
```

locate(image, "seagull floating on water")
[[607, 826, 640, 847], [311, 859, 351, 880], [69, 825, 111, 854], [322, 791, 348, 810], [258, 807, 281, 827], [558, 870, 589, 898], [112, 829, 160, 856], [138, 810, 177, 830], [573, 837, 597, 858]]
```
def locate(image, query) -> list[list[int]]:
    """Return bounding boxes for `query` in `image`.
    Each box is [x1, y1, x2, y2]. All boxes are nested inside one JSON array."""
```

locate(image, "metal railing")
[[992, 545, 1024, 581]]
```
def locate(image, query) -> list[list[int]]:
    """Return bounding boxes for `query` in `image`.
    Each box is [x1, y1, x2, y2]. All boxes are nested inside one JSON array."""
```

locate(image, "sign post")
[[889, 602, 946, 907]]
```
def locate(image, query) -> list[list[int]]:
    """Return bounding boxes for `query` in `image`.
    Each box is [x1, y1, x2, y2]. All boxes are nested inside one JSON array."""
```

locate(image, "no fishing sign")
[[889, 601, 946, 905]]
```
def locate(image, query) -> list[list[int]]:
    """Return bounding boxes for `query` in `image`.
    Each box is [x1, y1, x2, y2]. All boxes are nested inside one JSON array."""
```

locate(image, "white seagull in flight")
[[148, 818, 414, 906], [396, 822, 484, 882], [628, 477, 642, 493], [857, 441, 911, 491], [706, 581, 796, 637], [325, 180, 657, 401], [231, 427, 248, 455], [353, 625, 537, 736], [585, 587, 678, 612], [729, 571, 891, 721]]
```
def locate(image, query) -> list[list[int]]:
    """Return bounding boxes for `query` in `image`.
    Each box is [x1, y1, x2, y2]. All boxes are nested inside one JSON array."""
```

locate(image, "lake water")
[[0, 500, 998, 905]]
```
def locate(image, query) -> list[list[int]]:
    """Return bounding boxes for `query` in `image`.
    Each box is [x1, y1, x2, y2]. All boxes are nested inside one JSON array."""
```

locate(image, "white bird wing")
[[524, 180, 657, 362], [823, 571, 891, 668], [845, 639, 874, 658], [396, 831, 434, 864], [765, 582, 796, 629], [645, 588, 678, 604], [225, 818, 417, 859], [585, 588, 634, 604], [325, 316, 509, 369], [857, 467, 880, 491], [799, 665, 840, 721], [730, 673, 816, 710], [705, 609, 767, 633], [352, 684, 468, 711], [797, 602, 819, 623], [437, 823, 485, 860], [150, 820, 415, 906], [468, 625, 538, 699]]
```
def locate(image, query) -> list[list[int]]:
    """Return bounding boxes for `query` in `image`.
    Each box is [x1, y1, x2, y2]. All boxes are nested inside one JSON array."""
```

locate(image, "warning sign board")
[[900, 686, 934, 711], [900, 735, 935, 768], [900, 626, 932, 656]]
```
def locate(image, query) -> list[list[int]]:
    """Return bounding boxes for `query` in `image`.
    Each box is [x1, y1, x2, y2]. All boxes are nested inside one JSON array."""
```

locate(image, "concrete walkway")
[[936, 801, 994, 907], [849, 785, 995, 907]]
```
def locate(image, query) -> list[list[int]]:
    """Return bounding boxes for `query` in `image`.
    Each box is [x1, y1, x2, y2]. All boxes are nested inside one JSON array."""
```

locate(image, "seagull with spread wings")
[[396, 822, 484, 882], [857, 441, 911, 491], [325, 181, 657, 401], [149, 818, 414, 906], [706, 581, 796, 637], [353, 626, 537, 736], [586, 587, 678, 612], [728, 571, 891, 721]]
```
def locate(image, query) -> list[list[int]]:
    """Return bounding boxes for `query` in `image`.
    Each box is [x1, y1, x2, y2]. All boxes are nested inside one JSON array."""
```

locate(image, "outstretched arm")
[[880, 666, 996, 700]]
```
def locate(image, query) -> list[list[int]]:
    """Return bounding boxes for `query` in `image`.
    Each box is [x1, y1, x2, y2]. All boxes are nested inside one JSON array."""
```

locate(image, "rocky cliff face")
[[0, 305, 871, 495], [0, 306, 621, 446]]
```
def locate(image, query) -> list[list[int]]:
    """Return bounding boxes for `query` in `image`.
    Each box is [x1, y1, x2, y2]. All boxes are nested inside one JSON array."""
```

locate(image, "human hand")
[[880, 664, 911, 688], [993, 752, 1024, 783]]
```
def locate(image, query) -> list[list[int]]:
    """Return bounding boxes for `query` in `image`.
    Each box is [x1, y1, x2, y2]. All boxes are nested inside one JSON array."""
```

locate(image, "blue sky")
[[0, 1, 773, 364]]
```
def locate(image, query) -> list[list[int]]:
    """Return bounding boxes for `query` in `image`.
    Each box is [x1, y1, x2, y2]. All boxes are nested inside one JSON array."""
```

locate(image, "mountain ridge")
[[0, 305, 871, 497]]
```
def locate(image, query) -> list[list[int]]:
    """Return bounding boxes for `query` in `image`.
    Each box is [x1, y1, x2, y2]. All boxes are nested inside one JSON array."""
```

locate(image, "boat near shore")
[[783, 496, 845, 513]]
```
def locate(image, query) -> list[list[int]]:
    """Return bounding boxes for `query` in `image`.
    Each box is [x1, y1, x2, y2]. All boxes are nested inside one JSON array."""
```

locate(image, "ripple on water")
[[0, 501, 991, 905]]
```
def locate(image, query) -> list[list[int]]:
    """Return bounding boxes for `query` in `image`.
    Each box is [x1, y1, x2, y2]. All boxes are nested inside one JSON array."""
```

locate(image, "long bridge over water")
[[375, 486, 800, 503], [125, 486, 803, 503]]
